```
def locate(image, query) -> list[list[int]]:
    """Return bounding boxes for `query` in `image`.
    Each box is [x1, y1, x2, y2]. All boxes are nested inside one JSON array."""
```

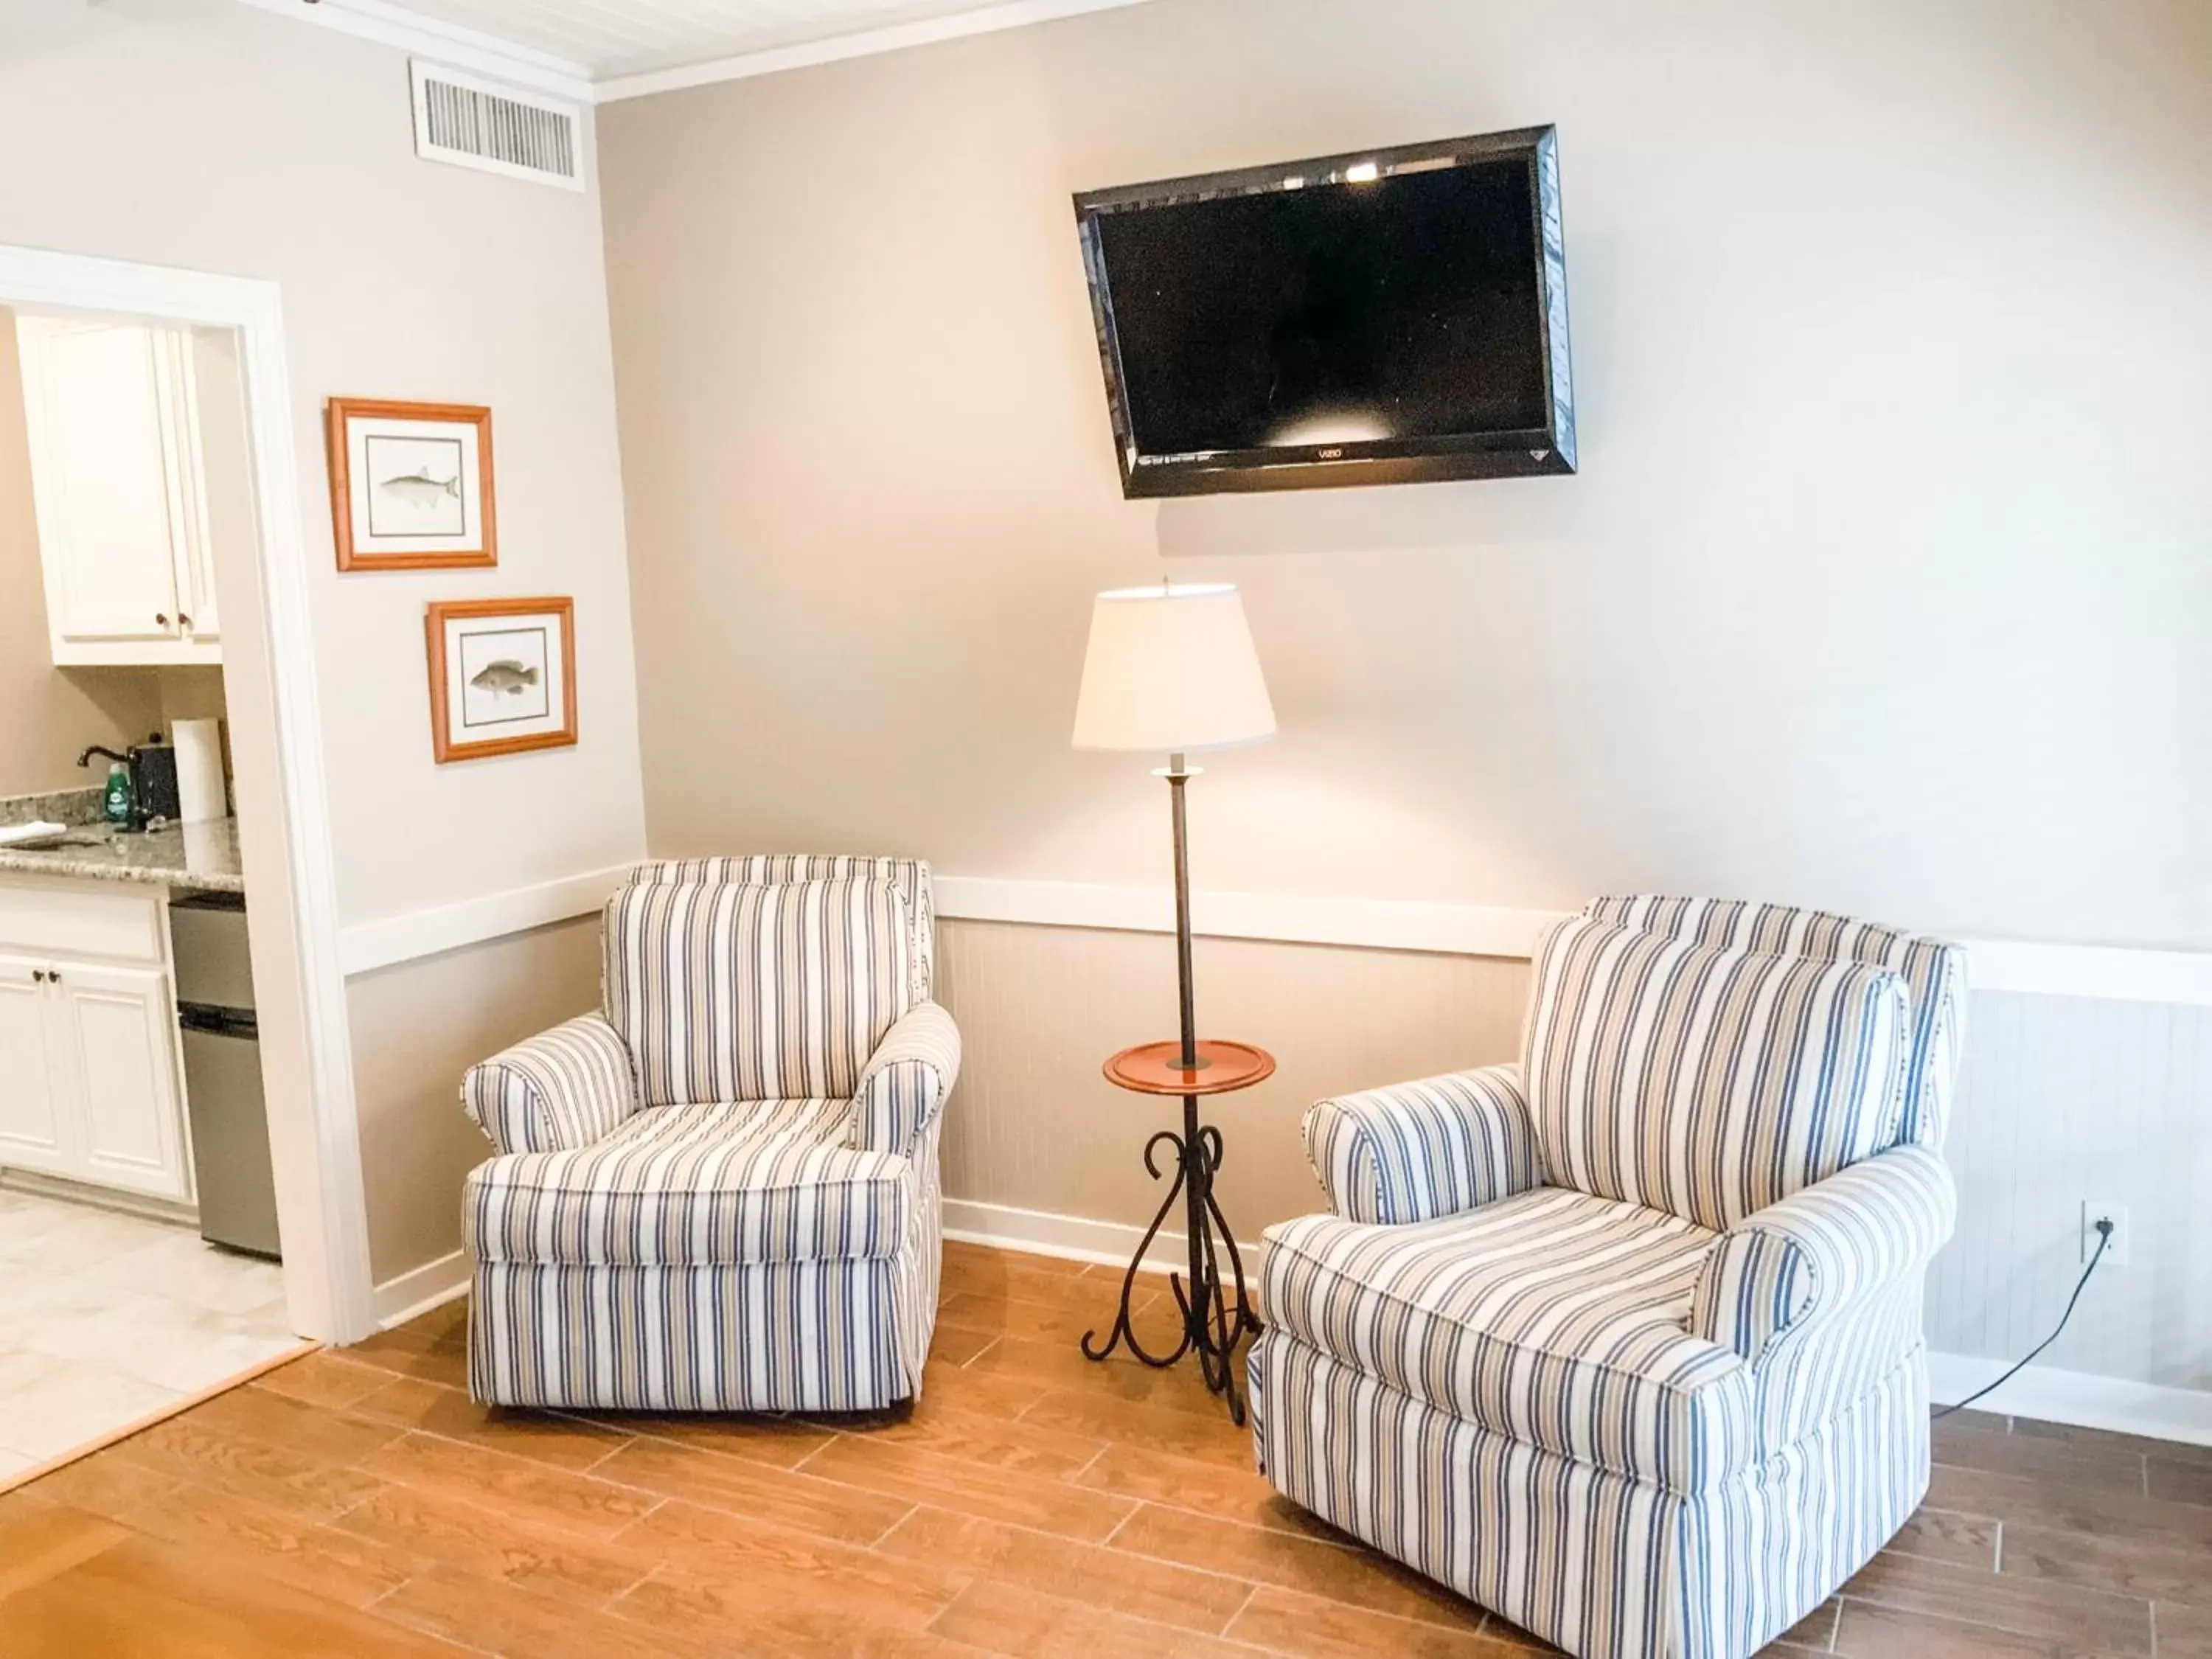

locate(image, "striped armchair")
[[1249, 897, 1964, 1659], [459, 856, 959, 1413]]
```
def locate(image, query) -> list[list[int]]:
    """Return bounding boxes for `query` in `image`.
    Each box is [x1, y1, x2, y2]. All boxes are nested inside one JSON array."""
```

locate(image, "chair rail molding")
[[0, 242, 374, 1343], [335, 867, 2212, 1007], [339, 863, 635, 976]]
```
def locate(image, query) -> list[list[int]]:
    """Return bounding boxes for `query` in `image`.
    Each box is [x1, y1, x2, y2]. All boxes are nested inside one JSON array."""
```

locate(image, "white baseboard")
[[1928, 1351, 2212, 1447], [371, 1249, 470, 1330], [942, 1196, 1261, 1278]]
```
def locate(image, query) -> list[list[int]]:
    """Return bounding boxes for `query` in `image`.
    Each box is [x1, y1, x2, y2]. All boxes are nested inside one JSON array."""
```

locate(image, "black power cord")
[[1933, 1217, 2113, 1420]]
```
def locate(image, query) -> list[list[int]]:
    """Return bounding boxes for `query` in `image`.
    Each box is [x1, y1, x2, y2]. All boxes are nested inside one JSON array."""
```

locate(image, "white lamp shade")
[[1071, 582, 1276, 754]]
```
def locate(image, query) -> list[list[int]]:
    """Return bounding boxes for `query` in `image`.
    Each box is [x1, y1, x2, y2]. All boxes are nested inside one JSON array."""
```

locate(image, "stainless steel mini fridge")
[[171, 892, 282, 1259]]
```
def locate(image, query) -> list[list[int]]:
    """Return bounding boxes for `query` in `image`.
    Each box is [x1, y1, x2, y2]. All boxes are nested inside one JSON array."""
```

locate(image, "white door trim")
[[0, 243, 374, 1342]]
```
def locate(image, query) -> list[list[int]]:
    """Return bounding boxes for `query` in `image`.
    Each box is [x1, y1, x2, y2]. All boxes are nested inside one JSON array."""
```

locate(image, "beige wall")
[[0, 0, 647, 927], [0, 307, 164, 800], [347, 916, 602, 1282], [601, 0, 2212, 953]]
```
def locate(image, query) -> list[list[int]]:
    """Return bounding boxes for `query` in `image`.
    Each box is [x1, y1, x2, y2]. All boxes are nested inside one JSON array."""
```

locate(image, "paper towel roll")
[[173, 718, 228, 823]]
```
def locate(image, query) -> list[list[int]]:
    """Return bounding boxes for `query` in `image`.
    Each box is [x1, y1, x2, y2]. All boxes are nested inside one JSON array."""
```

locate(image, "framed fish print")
[[327, 397, 495, 571], [425, 597, 577, 763]]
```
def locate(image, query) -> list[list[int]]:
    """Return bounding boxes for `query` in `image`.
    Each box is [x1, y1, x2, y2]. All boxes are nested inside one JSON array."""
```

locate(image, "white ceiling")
[[328, 0, 1150, 88]]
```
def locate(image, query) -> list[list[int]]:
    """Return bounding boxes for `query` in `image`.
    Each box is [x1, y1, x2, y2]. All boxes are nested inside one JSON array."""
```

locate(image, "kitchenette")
[[0, 787, 276, 1257]]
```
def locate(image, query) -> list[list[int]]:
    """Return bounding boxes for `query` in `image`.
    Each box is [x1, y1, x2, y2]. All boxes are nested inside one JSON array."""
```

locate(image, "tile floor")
[[0, 1187, 301, 1481]]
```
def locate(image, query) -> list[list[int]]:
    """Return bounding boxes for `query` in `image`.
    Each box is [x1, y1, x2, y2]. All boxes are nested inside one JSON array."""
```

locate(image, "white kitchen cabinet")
[[50, 961, 192, 1200], [0, 954, 70, 1177], [13, 315, 222, 667], [0, 882, 195, 1204]]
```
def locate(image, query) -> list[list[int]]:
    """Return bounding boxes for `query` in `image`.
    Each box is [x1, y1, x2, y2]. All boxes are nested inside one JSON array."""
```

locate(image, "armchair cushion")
[[1523, 916, 1909, 1231], [1586, 896, 1966, 1151], [631, 855, 935, 1002], [462, 1013, 637, 1157], [465, 1096, 912, 1268], [847, 1001, 961, 1156], [1691, 1144, 1957, 1366], [1261, 1187, 1752, 1492], [604, 877, 914, 1107], [1301, 1065, 1538, 1225]]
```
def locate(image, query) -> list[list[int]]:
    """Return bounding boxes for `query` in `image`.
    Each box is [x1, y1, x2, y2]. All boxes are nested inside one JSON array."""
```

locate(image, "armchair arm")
[[847, 1001, 961, 1156], [461, 1013, 639, 1157], [1302, 1063, 1539, 1225], [1691, 1144, 1956, 1366]]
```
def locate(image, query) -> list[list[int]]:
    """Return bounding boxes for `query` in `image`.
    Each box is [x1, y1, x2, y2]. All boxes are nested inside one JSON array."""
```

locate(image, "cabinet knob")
[[31, 969, 46, 984], [46, 969, 60, 985], [156, 613, 170, 627], [178, 613, 193, 628]]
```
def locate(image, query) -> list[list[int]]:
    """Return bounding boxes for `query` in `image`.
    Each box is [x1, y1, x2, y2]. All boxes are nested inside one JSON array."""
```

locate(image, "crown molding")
[[590, 0, 1158, 102], [241, 0, 1160, 104], [236, 0, 599, 103]]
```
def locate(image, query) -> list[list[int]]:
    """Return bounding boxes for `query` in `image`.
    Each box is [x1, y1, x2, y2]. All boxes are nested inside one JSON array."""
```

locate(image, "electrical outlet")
[[2081, 1201, 2130, 1267]]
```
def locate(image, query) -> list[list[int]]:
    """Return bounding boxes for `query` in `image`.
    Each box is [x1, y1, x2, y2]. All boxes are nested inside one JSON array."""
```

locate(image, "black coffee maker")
[[78, 734, 182, 832]]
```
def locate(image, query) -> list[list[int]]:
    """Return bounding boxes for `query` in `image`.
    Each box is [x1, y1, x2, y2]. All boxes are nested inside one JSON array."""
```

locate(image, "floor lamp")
[[1071, 582, 1276, 1420]]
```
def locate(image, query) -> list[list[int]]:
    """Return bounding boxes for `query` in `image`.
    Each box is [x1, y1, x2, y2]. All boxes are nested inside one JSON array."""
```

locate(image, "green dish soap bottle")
[[103, 761, 133, 827]]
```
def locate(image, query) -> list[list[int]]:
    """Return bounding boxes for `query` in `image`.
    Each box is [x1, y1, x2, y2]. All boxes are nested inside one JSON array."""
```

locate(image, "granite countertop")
[[0, 798, 246, 896]]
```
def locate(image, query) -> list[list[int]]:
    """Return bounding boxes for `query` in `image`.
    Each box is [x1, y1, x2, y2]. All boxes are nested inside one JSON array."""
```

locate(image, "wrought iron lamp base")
[[1080, 1101, 1262, 1420]]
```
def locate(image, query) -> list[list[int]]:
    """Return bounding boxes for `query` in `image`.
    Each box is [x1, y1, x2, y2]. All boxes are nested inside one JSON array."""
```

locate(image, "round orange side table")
[[1082, 1037, 1276, 1423]]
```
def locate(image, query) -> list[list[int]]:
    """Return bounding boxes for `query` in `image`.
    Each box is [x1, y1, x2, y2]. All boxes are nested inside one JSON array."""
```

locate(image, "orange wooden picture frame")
[[327, 397, 497, 571], [424, 597, 577, 764]]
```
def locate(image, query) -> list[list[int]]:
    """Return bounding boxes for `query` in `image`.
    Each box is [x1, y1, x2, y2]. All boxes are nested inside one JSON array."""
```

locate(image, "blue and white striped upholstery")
[[466, 1099, 912, 1267], [1585, 896, 1965, 1150], [1262, 1189, 1748, 1491], [459, 858, 955, 1413], [604, 878, 914, 1106], [1302, 1064, 1538, 1225], [1691, 1143, 1955, 1366], [849, 1001, 961, 1156], [632, 855, 936, 1003], [1524, 915, 1908, 1230], [462, 1013, 637, 1156], [1251, 1330, 1929, 1659], [1254, 896, 1964, 1659]]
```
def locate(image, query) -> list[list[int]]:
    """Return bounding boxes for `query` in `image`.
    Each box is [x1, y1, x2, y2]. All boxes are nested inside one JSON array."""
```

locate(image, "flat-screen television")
[[1074, 125, 1575, 498]]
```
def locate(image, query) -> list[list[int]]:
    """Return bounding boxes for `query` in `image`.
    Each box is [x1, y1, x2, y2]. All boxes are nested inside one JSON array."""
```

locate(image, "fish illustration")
[[469, 660, 540, 696], [378, 470, 463, 509]]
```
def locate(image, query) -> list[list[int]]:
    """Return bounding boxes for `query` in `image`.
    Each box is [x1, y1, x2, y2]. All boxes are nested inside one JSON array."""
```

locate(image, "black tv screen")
[[1075, 127, 1575, 498]]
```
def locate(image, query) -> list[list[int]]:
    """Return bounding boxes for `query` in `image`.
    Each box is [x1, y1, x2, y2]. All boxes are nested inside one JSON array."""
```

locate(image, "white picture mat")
[[441, 611, 568, 746], [346, 414, 484, 554]]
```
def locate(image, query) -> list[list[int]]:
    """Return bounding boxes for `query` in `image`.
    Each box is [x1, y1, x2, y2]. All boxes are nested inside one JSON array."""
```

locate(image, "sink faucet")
[[77, 745, 130, 769]]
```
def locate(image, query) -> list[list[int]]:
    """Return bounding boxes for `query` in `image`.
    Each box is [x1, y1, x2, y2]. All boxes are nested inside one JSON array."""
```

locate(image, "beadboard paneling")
[[934, 918, 1528, 1240], [938, 920, 2212, 1395], [1928, 990, 2212, 1391]]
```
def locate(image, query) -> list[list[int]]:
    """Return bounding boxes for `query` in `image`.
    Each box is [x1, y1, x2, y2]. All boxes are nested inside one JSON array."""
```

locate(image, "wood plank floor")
[[1, 1239, 2207, 1657]]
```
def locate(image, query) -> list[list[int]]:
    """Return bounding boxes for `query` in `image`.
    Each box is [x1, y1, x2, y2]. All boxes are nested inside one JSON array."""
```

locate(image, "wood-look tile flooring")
[[1, 1240, 2207, 1656]]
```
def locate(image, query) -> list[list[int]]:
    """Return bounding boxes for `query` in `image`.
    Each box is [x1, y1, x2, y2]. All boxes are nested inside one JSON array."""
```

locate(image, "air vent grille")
[[409, 60, 584, 192]]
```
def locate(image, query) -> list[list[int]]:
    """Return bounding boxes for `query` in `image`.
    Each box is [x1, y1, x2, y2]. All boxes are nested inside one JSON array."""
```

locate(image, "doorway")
[[0, 244, 372, 1483]]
